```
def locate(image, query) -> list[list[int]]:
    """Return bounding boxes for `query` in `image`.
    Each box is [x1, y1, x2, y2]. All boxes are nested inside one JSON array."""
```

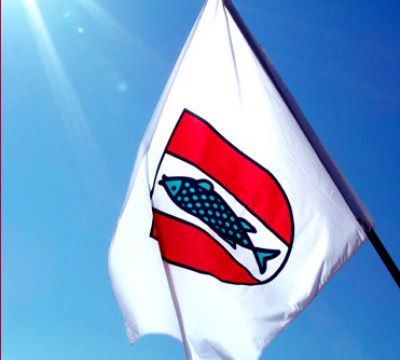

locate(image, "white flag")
[[109, 1, 373, 359]]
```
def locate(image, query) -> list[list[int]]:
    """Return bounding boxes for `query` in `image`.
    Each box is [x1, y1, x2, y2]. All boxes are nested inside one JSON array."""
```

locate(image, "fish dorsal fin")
[[197, 180, 213, 191], [239, 218, 256, 233]]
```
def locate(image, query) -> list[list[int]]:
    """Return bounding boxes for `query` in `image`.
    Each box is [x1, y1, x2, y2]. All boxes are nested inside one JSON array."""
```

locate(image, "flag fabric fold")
[[109, 0, 373, 359]]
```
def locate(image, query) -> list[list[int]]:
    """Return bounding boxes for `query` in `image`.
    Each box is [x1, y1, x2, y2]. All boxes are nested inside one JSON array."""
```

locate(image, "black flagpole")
[[367, 228, 400, 288], [223, 0, 400, 288]]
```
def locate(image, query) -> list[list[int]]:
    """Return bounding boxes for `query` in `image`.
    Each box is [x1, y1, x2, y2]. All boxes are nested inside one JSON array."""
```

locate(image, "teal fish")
[[159, 175, 280, 274]]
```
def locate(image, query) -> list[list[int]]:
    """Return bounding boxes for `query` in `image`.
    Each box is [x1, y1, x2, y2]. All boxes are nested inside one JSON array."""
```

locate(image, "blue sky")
[[2, 0, 399, 359]]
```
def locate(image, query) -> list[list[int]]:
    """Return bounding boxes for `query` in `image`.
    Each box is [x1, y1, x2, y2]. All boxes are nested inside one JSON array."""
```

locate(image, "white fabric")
[[109, 1, 370, 359]]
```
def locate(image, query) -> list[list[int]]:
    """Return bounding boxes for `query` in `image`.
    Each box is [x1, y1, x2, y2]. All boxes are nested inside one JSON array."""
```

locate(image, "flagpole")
[[222, 0, 368, 227], [223, 0, 400, 288], [367, 229, 400, 288]]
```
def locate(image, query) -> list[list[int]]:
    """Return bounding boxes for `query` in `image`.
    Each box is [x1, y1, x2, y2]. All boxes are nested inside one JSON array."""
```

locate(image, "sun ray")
[[22, 0, 117, 210], [74, 0, 158, 63]]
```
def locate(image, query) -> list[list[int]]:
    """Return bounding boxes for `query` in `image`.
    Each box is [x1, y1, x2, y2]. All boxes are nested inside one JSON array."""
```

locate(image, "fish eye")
[[171, 186, 177, 191]]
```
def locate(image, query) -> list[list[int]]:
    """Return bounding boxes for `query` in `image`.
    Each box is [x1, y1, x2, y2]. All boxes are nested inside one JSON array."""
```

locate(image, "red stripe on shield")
[[152, 211, 259, 284], [167, 110, 293, 245]]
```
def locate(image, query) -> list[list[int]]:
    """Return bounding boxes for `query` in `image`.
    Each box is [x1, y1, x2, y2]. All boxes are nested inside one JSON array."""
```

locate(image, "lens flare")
[[117, 81, 129, 93], [74, 0, 158, 63], [22, 0, 116, 209]]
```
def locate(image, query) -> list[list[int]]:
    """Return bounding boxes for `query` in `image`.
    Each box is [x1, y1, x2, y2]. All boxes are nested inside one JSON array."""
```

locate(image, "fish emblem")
[[159, 175, 280, 274]]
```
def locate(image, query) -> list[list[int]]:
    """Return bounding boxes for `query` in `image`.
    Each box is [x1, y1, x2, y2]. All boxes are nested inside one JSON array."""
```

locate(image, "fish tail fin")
[[253, 247, 280, 274]]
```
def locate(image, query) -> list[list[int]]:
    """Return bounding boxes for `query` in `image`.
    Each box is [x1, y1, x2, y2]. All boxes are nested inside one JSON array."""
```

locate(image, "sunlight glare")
[[74, 0, 158, 62], [22, 0, 117, 209]]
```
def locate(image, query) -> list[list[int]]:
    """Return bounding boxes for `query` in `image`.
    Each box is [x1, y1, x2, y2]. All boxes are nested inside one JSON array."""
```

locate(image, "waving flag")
[[109, 0, 374, 359]]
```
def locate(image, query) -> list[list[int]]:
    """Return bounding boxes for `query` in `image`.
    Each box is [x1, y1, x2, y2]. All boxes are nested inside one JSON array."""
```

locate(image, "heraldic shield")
[[151, 110, 294, 285]]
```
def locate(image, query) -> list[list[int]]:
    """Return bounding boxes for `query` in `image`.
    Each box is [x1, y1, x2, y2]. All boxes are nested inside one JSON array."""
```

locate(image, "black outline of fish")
[[159, 174, 280, 274]]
